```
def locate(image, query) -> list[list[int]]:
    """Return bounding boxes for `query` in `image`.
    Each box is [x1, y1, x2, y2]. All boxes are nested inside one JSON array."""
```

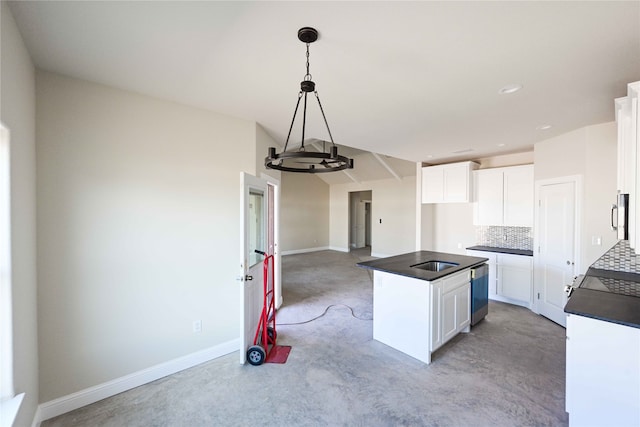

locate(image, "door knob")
[[245, 275, 253, 281], [566, 261, 574, 266]]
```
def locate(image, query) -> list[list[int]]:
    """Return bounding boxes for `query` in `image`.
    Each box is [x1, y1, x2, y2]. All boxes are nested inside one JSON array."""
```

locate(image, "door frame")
[[532, 174, 582, 315], [348, 190, 373, 250]]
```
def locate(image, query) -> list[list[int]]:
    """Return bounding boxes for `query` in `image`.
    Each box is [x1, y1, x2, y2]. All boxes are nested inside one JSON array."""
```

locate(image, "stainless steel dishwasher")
[[471, 264, 489, 326]]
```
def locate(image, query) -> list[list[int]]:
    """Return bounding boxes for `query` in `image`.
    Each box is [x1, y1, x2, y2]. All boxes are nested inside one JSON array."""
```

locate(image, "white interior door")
[[240, 172, 268, 364], [535, 178, 578, 327]]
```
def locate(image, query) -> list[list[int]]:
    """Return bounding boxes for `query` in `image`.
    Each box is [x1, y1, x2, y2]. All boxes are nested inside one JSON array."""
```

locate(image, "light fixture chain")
[[284, 92, 303, 153], [304, 43, 312, 81], [314, 91, 335, 146]]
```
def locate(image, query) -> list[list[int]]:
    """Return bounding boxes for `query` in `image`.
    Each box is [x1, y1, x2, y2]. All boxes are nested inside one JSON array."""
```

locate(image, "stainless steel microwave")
[[612, 193, 629, 240]]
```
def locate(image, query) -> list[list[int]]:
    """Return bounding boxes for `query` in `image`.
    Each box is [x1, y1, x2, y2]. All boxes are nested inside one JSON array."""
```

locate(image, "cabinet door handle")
[[611, 203, 618, 231]]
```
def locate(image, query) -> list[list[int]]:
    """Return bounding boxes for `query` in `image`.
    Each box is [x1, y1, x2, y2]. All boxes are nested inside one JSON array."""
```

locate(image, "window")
[[0, 123, 23, 426], [248, 189, 265, 267]]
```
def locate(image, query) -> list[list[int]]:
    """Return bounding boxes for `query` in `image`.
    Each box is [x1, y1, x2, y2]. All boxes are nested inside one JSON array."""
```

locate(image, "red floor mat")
[[265, 345, 292, 364]]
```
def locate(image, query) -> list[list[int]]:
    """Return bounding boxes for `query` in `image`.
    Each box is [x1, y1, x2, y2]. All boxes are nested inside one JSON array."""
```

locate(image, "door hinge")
[[537, 292, 540, 300]]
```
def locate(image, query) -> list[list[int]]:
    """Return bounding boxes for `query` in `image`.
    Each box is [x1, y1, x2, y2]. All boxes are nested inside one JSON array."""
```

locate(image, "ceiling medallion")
[[265, 27, 354, 173]]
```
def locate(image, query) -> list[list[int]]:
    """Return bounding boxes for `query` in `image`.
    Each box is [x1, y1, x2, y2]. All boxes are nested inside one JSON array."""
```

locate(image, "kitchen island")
[[358, 251, 488, 364]]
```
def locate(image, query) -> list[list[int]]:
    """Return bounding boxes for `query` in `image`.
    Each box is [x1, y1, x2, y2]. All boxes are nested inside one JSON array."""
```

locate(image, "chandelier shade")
[[265, 27, 354, 174]]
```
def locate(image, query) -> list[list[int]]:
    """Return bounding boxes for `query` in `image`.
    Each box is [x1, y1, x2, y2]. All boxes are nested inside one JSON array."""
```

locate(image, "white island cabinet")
[[373, 269, 471, 364]]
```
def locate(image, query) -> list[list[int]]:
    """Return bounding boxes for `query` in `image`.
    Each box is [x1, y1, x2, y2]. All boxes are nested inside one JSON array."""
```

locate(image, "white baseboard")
[[329, 246, 349, 253], [371, 252, 389, 258], [33, 338, 239, 425], [281, 246, 330, 256], [31, 406, 42, 427]]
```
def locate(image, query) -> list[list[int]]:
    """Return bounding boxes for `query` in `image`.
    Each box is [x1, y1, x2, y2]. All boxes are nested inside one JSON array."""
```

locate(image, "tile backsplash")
[[592, 240, 640, 273], [476, 226, 533, 250]]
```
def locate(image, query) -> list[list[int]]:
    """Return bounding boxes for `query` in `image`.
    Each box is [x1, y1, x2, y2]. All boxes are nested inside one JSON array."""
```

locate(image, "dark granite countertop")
[[357, 251, 488, 282], [564, 268, 640, 329], [466, 245, 534, 257]]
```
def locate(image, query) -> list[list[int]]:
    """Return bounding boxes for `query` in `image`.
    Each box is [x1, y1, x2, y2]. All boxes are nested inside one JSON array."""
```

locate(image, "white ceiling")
[[8, 1, 640, 167]]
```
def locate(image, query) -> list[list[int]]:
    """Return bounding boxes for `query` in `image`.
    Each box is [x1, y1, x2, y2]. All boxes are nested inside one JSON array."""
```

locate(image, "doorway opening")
[[349, 190, 372, 256]]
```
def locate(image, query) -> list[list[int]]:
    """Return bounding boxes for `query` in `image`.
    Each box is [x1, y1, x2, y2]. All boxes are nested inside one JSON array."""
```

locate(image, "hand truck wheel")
[[247, 345, 266, 366]]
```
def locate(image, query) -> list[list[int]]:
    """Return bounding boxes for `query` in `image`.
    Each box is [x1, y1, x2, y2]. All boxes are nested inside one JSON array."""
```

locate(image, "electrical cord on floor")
[[278, 304, 372, 326]]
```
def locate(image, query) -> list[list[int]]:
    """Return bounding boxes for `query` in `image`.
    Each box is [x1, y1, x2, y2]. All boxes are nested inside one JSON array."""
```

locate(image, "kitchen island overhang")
[[358, 251, 489, 364]]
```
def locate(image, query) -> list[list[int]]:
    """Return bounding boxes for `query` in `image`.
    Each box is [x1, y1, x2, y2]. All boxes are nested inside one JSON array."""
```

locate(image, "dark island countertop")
[[357, 251, 488, 282], [564, 267, 640, 329], [466, 245, 534, 257]]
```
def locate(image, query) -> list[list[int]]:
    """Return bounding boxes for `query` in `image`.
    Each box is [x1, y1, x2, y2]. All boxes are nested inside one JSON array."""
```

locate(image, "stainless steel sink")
[[410, 261, 459, 272]]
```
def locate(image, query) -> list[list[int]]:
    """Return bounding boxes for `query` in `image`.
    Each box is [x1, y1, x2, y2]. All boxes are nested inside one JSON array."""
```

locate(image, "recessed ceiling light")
[[536, 124, 552, 130], [498, 84, 523, 95], [497, 143, 506, 147], [426, 155, 434, 159]]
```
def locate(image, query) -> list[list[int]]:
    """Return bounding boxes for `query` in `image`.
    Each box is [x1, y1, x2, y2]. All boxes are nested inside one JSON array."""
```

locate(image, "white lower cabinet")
[[373, 269, 470, 363], [466, 250, 533, 309], [496, 254, 533, 306], [566, 314, 640, 427]]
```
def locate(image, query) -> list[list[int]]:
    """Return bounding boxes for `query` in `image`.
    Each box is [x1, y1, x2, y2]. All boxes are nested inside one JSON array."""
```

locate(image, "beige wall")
[[534, 122, 618, 270], [36, 71, 256, 402], [477, 151, 534, 169], [534, 127, 588, 181], [330, 177, 416, 257], [280, 173, 329, 253], [584, 123, 618, 267], [0, 2, 39, 425], [432, 203, 476, 254], [254, 124, 281, 182]]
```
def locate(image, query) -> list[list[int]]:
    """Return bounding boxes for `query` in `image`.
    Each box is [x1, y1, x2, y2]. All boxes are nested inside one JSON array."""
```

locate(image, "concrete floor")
[[42, 249, 568, 426]]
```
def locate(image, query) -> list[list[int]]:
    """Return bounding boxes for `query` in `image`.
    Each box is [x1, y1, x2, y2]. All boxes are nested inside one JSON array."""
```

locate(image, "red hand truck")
[[246, 250, 277, 366]]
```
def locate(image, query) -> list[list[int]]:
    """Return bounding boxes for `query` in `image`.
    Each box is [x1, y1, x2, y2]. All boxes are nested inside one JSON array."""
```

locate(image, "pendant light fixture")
[[265, 27, 354, 173]]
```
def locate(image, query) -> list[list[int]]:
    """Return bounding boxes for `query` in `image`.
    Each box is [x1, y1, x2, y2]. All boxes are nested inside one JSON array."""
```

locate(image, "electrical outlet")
[[591, 236, 602, 246], [193, 320, 202, 334]]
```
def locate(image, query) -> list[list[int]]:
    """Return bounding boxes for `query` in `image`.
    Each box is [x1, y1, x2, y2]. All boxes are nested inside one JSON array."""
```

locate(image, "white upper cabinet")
[[503, 166, 534, 226], [421, 161, 479, 203], [474, 169, 503, 225], [473, 165, 534, 227], [616, 93, 636, 195], [616, 81, 640, 253]]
